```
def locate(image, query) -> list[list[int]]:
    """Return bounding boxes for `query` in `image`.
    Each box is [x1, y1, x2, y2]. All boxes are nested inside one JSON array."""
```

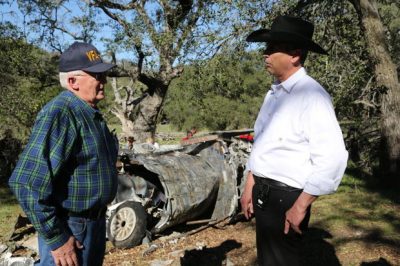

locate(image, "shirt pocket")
[[260, 111, 292, 143]]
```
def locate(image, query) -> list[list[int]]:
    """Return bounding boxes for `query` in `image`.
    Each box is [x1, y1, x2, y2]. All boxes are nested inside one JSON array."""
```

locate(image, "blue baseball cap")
[[59, 42, 116, 73]]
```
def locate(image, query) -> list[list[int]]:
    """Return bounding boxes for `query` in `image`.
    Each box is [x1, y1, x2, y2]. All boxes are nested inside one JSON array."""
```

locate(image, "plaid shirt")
[[9, 90, 118, 250]]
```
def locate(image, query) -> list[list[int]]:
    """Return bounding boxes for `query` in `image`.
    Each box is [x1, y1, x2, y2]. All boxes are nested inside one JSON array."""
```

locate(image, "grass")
[[305, 171, 400, 265], [0, 185, 22, 242]]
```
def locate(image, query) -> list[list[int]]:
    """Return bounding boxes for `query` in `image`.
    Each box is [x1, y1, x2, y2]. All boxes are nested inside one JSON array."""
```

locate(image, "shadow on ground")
[[345, 166, 400, 204], [180, 239, 242, 266], [301, 227, 341, 266], [179, 227, 343, 266], [360, 257, 392, 265]]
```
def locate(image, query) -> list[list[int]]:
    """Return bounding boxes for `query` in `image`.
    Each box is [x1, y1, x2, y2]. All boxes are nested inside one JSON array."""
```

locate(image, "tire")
[[107, 201, 147, 248]]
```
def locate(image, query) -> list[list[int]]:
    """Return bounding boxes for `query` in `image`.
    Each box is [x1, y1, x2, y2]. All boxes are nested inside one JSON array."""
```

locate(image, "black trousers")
[[252, 176, 311, 266]]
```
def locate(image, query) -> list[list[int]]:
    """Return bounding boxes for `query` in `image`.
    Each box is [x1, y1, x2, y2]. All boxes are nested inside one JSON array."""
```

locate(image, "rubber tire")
[[107, 201, 147, 248]]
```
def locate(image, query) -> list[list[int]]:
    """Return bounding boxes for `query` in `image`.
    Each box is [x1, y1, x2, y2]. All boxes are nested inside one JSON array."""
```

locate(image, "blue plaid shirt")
[[9, 90, 118, 250]]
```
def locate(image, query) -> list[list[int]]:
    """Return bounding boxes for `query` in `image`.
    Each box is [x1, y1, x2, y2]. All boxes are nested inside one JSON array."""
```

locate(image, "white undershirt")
[[248, 67, 348, 196]]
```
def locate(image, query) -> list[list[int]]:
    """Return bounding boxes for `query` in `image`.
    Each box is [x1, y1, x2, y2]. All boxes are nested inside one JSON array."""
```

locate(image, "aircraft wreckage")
[[107, 129, 253, 248]]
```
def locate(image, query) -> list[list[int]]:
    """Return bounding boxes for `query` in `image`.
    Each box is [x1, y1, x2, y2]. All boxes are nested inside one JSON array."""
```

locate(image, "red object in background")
[[239, 134, 254, 142]]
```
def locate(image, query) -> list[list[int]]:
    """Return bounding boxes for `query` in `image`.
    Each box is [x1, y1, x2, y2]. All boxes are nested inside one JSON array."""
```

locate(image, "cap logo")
[[86, 50, 101, 61]]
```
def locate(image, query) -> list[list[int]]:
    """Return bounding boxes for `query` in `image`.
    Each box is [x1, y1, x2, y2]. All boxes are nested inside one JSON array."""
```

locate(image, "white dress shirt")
[[248, 67, 348, 196]]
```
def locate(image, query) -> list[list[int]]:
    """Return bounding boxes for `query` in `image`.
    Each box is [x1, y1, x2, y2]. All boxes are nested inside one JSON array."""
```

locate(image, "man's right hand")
[[240, 171, 255, 219], [51, 236, 83, 266]]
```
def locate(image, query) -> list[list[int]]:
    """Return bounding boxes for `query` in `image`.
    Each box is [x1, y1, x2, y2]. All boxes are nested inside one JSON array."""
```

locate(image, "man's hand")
[[240, 171, 255, 219], [284, 192, 317, 234], [51, 236, 83, 266]]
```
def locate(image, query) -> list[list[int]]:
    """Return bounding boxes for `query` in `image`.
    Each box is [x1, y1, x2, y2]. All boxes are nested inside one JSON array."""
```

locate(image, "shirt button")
[[279, 137, 283, 141]]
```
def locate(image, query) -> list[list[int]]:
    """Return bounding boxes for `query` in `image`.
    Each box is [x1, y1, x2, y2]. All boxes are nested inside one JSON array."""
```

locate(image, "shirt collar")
[[271, 67, 307, 94], [65, 90, 102, 119]]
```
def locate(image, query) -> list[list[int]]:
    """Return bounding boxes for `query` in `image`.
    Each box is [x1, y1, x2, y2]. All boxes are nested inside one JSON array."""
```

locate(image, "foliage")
[[378, 0, 400, 67], [0, 27, 61, 140], [0, 22, 61, 181], [164, 51, 270, 131]]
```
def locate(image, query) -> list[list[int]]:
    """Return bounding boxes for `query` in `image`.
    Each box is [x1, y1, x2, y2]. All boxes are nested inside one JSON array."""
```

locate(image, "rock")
[[225, 257, 234, 266], [0, 244, 7, 255], [195, 241, 206, 250], [0, 256, 35, 266], [16, 233, 38, 254], [142, 244, 158, 257], [149, 259, 174, 266], [168, 249, 184, 258]]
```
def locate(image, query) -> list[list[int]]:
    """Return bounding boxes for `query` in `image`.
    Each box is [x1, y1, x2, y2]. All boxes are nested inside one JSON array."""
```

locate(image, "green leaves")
[[0, 25, 60, 140], [163, 50, 268, 131]]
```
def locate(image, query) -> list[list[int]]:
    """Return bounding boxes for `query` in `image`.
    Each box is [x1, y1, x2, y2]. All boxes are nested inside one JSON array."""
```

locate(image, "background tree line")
[[0, 0, 399, 184]]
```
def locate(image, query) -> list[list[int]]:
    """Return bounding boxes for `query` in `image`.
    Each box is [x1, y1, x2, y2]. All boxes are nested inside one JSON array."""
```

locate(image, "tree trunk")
[[350, 0, 400, 179], [110, 75, 168, 143], [131, 91, 165, 142], [111, 108, 135, 138]]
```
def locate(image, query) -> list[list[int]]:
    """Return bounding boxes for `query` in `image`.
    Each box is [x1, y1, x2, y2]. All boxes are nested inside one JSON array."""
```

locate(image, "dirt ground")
[[104, 216, 257, 266], [102, 214, 400, 266]]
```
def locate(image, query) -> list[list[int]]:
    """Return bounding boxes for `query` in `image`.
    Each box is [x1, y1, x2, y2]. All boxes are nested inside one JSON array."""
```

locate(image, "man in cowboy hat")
[[240, 16, 348, 265], [9, 42, 118, 266]]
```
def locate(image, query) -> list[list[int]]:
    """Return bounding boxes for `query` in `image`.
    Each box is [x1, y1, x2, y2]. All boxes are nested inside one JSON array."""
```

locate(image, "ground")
[[104, 218, 257, 266], [102, 172, 400, 266], [2, 172, 400, 266]]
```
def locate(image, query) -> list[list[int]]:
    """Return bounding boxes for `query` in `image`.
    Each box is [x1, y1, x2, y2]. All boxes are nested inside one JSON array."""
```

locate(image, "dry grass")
[[0, 185, 21, 242]]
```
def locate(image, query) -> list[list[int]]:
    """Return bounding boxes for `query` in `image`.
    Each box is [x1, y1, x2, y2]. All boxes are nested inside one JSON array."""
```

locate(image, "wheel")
[[107, 201, 147, 248]]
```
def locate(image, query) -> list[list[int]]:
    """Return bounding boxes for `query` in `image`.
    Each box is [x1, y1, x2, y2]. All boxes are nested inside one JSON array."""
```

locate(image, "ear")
[[67, 76, 79, 91], [290, 49, 302, 66]]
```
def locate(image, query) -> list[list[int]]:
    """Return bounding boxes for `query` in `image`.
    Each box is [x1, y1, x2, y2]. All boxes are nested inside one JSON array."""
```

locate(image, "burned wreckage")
[[106, 130, 253, 248]]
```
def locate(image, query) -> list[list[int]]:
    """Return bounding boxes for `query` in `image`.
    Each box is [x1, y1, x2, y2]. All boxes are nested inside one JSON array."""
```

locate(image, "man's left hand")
[[284, 192, 317, 234], [284, 205, 306, 234]]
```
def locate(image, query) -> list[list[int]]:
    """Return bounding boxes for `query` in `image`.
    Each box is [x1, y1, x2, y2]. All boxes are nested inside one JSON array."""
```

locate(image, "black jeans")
[[252, 176, 311, 266]]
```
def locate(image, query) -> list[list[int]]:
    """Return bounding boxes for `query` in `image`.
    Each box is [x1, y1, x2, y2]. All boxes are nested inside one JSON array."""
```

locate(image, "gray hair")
[[59, 70, 85, 89]]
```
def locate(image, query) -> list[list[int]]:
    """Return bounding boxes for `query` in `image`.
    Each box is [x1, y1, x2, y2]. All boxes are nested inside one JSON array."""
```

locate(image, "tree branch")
[[91, 0, 137, 10]]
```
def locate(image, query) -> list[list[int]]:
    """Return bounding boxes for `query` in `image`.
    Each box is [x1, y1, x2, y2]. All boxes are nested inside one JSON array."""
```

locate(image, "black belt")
[[253, 175, 301, 191], [67, 207, 106, 220]]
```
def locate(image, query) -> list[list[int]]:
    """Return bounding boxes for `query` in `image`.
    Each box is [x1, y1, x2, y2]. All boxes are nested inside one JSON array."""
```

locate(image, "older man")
[[9, 42, 118, 266], [240, 16, 348, 266]]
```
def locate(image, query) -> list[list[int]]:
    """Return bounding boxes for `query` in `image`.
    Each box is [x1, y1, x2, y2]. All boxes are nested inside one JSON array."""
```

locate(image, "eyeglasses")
[[74, 72, 107, 81]]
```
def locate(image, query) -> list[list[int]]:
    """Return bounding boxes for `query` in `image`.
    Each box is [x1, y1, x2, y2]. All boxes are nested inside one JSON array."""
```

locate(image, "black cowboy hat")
[[246, 15, 328, 55]]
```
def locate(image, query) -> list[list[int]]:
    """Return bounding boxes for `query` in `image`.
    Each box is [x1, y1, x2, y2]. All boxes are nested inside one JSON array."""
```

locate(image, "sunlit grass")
[[308, 172, 400, 264], [0, 185, 22, 242]]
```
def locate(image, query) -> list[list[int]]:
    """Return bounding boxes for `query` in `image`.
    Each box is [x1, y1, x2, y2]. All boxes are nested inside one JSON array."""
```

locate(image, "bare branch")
[[91, 0, 137, 10], [91, 2, 134, 38], [134, 3, 160, 50], [128, 93, 149, 106], [135, 44, 145, 76], [91, 1, 147, 78]]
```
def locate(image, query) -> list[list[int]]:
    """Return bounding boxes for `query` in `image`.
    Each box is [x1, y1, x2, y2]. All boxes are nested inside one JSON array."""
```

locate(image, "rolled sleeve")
[[303, 93, 348, 196]]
